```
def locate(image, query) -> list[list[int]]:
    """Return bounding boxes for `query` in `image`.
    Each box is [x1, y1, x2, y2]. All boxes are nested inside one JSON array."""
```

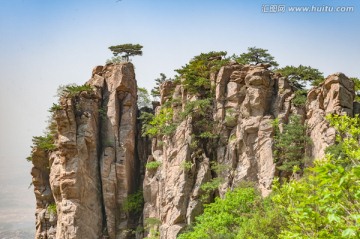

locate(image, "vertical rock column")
[[96, 63, 138, 239], [143, 82, 213, 239], [214, 64, 285, 197], [306, 73, 355, 159], [50, 88, 103, 239], [30, 62, 142, 239], [31, 147, 57, 239]]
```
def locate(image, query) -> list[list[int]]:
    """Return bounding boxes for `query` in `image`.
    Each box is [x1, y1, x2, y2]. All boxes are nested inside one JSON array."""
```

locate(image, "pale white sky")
[[0, 0, 359, 233]]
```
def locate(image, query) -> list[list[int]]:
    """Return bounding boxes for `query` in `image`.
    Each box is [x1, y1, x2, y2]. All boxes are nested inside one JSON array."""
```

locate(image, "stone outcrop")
[[306, 73, 355, 160], [30, 63, 142, 239], [142, 64, 357, 239], [31, 147, 57, 239], [142, 63, 296, 238], [30, 61, 357, 239]]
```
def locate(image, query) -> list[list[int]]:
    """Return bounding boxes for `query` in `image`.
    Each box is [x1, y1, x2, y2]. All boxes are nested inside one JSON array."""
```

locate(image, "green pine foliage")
[[277, 65, 324, 88], [180, 99, 212, 120], [48, 103, 62, 112], [151, 73, 172, 98], [175, 51, 229, 96], [233, 47, 279, 67], [57, 83, 93, 98], [31, 134, 56, 152], [108, 43, 143, 62], [64, 84, 93, 97], [292, 89, 308, 107], [273, 115, 311, 174]]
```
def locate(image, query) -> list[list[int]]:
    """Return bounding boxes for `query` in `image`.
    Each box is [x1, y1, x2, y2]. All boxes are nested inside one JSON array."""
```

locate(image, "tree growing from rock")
[[277, 65, 324, 89], [108, 43, 143, 62], [235, 47, 279, 67], [350, 77, 360, 101], [175, 51, 229, 96], [137, 87, 151, 109], [151, 73, 172, 98], [272, 115, 311, 177]]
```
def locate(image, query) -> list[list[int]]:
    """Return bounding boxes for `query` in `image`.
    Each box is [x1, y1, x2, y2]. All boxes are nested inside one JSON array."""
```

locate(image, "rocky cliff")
[[30, 63, 145, 239], [29, 61, 356, 239]]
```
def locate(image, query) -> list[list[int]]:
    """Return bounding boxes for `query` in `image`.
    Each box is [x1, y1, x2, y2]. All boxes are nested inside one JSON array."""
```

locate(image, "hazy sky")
[[0, 0, 359, 233]]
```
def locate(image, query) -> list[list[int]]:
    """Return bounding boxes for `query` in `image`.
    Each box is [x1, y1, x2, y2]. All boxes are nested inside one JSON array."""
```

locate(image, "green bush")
[[106, 55, 125, 64], [198, 131, 218, 139], [180, 161, 193, 171], [144, 218, 161, 239], [292, 89, 308, 107], [178, 186, 261, 239], [98, 106, 107, 119], [200, 177, 222, 201], [210, 161, 230, 174], [123, 191, 144, 214], [350, 77, 360, 101], [180, 99, 212, 120], [179, 114, 360, 239], [146, 161, 162, 170], [47, 203, 57, 215], [59, 84, 93, 97], [48, 103, 62, 113], [140, 107, 177, 137], [235, 196, 285, 239], [31, 134, 56, 152], [229, 134, 237, 142], [272, 114, 360, 238], [273, 115, 311, 174]]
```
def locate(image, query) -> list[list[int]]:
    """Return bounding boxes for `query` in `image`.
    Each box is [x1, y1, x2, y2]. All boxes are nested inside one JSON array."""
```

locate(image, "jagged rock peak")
[[31, 62, 145, 239]]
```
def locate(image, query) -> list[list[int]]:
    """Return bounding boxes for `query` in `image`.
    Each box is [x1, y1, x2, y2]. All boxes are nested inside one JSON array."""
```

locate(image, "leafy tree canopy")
[[108, 43, 143, 62], [273, 114, 360, 238], [179, 114, 360, 239], [350, 77, 360, 101], [277, 65, 324, 89], [234, 47, 279, 67]]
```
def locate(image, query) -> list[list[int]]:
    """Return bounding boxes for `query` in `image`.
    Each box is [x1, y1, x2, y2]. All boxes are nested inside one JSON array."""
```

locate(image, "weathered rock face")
[[30, 63, 142, 239], [30, 61, 357, 239], [306, 73, 355, 160], [213, 64, 282, 197], [31, 147, 57, 239], [142, 64, 292, 239], [142, 64, 357, 239]]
